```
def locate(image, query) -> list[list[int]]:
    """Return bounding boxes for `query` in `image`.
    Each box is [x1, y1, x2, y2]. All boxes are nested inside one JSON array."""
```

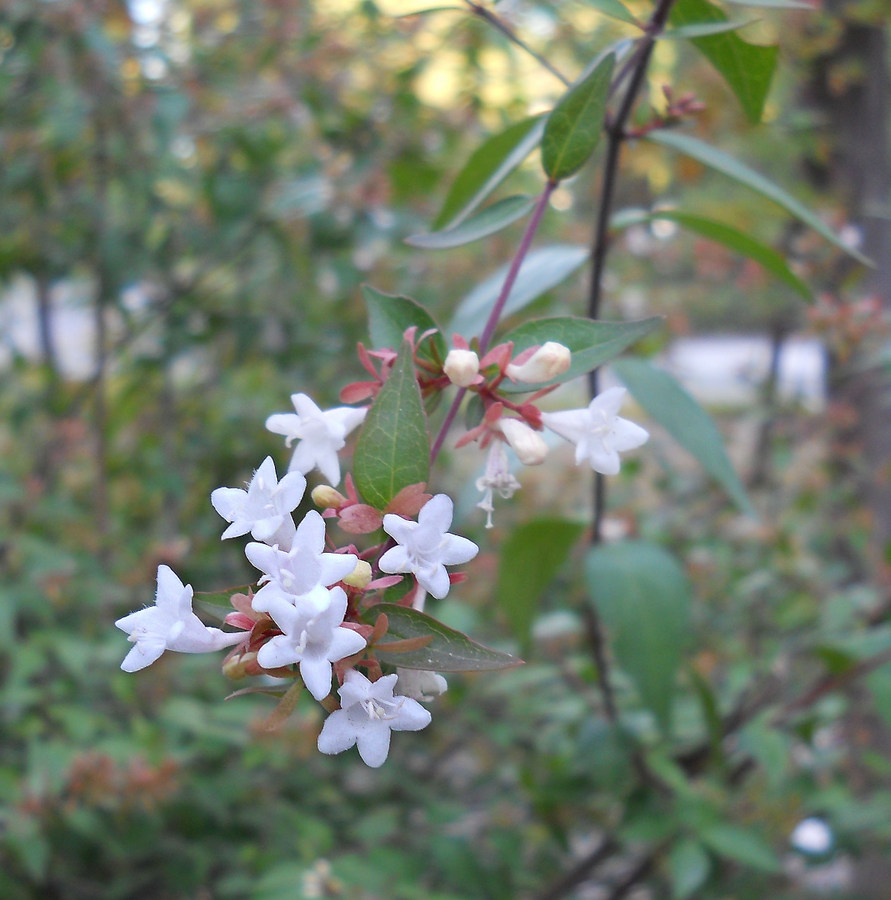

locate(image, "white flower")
[[379, 493, 478, 599], [116, 565, 244, 673], [396, 668, 448, 702], [245, 510, 357, 624], [210, 456, 306, 549], [266, 393, 367, 485], [443, 348, 480, 387], [541, 386, 648, 475], [790, 818, 833, 856], [506, 341, 571, 383], [317, 669, 432, 767], [498, 417, 548, 466], [475, 441, 521, 529], [257, 587, 366, 699]]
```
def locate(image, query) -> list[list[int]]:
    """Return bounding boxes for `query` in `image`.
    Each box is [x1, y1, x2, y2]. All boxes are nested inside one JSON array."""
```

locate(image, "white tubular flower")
[[541, 386, 649, 475], [245, 510, 357, 624], [266, 393, 367, 486], [498, 417, 548, 466], [210, 456, 306, 549], [396, 668, 448, 702], [317, 670, 432, 767], [116, 566, 244, 673], [476, 441, 521, 529], [443, 348, 480, 387], [256, 587, 367, 699], [379, 493, 478, 600], [506, 341, 571, 383]]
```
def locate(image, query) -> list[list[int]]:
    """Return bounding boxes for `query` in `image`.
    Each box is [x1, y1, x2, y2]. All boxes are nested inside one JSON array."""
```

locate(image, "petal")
[[121, 639, 166, 672], [244, 542, 280, 577], [586, 443, 621, 476], [609, 417, 649, 452], [355, 723, 393, 768], [295, 510, 326, 555], [367, 673, 400, 701], [391, 696, 433, 733], [338, 668, 373, 708], [288, 440, 321, 476], [381, 514, 417, 546], [221, 520, 251, 540], [417, 564, 450, 600], [291, 393, 323, 418], [314, 447, 342, 486], [540, 409, 588, 445], [210, 487, 247, 523], [252, 456, 278, 488], [589, 386, 627, 419], [155, 565, 186, 612], [317, 710, 359, 756], [257, 635, 301, 669], [378, 545, 410, 575], [326, 627, 367, 663], [319, 552, 359, 587], [250, 515, 286, 542], [265, 413, 301, 438], [325, 405, 367, 435], [417, 494, 453, 531], [437, 534, 479, 567], [275, 471, 308, 511], [300, 653, 334, 701]]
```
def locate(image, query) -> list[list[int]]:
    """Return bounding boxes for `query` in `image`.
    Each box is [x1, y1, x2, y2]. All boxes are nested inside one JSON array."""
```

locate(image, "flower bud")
[[343, 559, 373, 589], [222, 650, 258, 680], [498, 418, 548, 466], [443, 348, 480, 387], [506, 341, 571, 383], [396, 668, 448, 702], [311, 484, 347, 509]]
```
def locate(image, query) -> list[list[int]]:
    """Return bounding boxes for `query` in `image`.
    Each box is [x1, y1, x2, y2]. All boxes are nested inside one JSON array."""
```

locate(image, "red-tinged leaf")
[[371, 634, 434, 654], [259, 678, 304, 731], [338, 504, 384, 534], [340, 381, 379, 404], [386, 482, 433, 517]]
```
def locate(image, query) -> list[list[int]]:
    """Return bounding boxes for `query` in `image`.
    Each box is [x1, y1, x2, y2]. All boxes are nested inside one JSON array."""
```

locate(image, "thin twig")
[[463, 0, 570, 86], [534, 837, 618, 900]]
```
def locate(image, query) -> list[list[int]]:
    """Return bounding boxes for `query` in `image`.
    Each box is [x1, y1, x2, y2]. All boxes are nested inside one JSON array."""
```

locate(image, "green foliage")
[[613, 357, 753, 514], [405, 195, 534, 250], [541, 52, 615, 181], [585, 540, 691, 733], [354, 340, 430, 509], [364, 286, 448, 362]]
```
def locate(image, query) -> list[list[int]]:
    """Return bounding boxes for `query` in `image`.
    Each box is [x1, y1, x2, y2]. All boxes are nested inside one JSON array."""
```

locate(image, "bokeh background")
[[2, 0, 890, 897]]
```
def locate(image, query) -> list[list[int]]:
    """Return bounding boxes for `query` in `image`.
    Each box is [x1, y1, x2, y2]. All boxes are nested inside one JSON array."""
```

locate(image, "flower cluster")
[[115, 325, 649, 766]]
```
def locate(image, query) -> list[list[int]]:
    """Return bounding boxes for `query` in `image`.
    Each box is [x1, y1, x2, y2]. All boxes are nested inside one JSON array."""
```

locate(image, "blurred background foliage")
[[1, 0, 890, 897]]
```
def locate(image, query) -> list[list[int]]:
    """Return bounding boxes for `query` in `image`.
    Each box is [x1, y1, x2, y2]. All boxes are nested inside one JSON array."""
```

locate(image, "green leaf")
[[542, 53, 615, 181], [866, 665, 891, 733], [697, 823, 781, 872], [449, 244, 589, 339], [585, 540, 690, 733], [499, 315, 663, 392], [367, 603, 522, 671], [647, 129, 873, 265], [612, 357, 753, 514], [669, 0, 777, 124], [660, 20, 759, 39], [722, 0, 812, 8], [496, 519, 584, 650], [405, 195, 535, 250], [580, 0, 640, 26], [611, 208, 811, 299], [434, 116, 545, 230], [353, 341, 430, 510], [669, 838, 711, 899], [363, 285, 447, 362]]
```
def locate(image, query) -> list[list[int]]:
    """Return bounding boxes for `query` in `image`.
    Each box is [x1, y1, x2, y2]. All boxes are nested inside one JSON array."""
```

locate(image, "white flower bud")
[[443, 348, 480, 387], [396, 668, 448, 702], [506, 341, 571, 383], [498, 418, 548, 466], [343, 559, 373, 589]]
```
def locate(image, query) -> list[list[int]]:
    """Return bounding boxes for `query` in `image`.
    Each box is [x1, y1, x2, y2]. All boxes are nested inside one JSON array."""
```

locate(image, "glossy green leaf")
[[496, 519, 584, 649], [648, 129, 873, 265], [405, 195, 534, 250], [697, 823, 781, 872], [499, 315, 663, 392], [659, 19, 759, 39], [611, 208, 811, 299], [363, 285, 447, 362], [669, 0, 777, 124], [434, 116, 545, 230], [353, 341, 430, 510], [669, 838, 711, 899], [542, 53, 614, 181], [368, 603, 522, 671], [580, 0, 640, 26], [612, 357, 753, 514], [449, 244, 589, 339], [585, 540, 690, 733]]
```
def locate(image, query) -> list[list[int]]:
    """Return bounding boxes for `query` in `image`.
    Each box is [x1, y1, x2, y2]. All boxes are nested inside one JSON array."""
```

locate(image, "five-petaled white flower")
[[379, 493, 478, 599], [266, 393, 367, 485], [257, 587, 367, 699], [541, 386, 649, 475], [116, 565, 244, 673], [210, 456, 306, 550], [245, 510, 357, 624], [317, 669, 432, 767]]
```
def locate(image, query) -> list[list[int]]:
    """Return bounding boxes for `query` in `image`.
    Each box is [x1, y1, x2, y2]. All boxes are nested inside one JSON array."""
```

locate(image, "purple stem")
[[430, 180, 556, 464]]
